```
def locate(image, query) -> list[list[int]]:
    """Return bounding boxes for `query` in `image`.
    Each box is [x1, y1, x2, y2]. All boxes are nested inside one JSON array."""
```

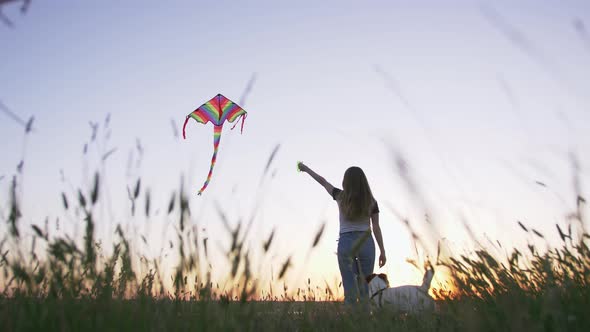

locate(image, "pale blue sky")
[[1, 0, 589, 293]]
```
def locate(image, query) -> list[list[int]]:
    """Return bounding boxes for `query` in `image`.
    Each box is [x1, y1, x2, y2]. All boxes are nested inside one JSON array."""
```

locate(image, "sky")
[[1, 0, 589, 297]]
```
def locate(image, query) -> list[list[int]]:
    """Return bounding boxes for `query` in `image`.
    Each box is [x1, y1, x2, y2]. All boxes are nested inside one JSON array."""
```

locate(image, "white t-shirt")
[[331, 188, 379, 234]]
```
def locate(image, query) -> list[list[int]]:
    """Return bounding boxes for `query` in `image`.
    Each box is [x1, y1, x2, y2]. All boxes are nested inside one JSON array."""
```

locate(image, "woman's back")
[[332, 187, 379, 234]]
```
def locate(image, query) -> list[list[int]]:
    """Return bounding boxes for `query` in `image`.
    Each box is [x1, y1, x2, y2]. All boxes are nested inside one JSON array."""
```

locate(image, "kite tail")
[[198, 124, 223, 195], [182, 116, 190, 139], [230, 113, 247, 134]]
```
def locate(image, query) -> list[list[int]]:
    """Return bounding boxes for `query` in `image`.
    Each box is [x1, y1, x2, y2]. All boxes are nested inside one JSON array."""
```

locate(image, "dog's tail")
[[420, 269, 435, 292]]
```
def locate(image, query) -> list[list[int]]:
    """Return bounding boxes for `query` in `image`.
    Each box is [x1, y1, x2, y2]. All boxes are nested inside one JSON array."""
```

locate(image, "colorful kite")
[[182, 94, 247, 195]]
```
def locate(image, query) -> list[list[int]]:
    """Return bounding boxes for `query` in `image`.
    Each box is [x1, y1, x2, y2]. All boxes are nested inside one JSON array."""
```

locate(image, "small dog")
[[366, 269, 435, 312]]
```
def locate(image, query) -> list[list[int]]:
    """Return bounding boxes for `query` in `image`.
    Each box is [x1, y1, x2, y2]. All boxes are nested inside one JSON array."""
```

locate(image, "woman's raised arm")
[[298, 162, 335, 195]]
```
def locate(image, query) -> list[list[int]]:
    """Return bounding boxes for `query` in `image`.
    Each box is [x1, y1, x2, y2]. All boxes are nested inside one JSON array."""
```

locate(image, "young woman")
[[298, 162, 386, 304]]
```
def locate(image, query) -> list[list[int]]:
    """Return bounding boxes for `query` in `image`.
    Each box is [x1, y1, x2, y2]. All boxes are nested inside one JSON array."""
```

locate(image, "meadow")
[[0, 120, 588, 332], [1, 1, 589, 330]]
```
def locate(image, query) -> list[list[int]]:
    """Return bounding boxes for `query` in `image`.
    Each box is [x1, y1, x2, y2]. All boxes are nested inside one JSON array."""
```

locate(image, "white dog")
[[366, 269, 435, 312]]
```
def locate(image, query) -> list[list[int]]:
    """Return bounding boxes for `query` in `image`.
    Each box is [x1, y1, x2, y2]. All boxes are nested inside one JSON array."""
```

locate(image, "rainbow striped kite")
[[182, 94, 247, 195]]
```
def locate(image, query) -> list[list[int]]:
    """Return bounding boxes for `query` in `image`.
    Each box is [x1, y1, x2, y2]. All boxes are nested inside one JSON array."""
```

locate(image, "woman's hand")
[[379, 252, 387, 267]]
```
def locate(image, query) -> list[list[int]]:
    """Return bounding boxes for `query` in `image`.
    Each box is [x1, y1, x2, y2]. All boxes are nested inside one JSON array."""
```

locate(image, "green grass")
[[1, 124, 589, 331]]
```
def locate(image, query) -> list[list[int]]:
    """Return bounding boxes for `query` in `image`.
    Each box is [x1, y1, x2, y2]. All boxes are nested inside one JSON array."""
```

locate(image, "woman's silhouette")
[[299, 162, 386, 304]]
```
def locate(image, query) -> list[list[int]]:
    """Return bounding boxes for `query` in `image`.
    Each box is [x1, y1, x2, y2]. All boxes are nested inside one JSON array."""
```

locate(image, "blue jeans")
[[337, 231, 375, 304]]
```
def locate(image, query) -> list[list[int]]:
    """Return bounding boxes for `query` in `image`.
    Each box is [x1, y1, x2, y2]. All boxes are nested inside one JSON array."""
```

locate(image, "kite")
[[182, 94, 247, 195]]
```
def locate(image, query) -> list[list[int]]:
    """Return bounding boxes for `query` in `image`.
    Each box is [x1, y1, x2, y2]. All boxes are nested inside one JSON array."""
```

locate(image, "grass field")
[[3, 2, 590, 331], [0, 124, 589, 331]]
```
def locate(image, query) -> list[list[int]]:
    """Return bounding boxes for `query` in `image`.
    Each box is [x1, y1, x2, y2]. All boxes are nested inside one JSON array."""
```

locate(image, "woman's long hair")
[[339, 166, 375, 219]]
